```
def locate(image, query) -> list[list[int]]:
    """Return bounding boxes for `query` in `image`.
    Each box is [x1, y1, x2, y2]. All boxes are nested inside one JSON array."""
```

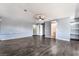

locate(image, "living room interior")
[[0, 3, 79, 56]]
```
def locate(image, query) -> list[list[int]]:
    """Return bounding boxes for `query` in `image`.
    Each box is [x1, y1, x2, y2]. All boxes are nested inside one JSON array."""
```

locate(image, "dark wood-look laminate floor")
[[0, 36, 79, 56]]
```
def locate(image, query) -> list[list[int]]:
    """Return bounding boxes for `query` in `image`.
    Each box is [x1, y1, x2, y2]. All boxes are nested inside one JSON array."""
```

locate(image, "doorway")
[[51, 21, 57, 39], [33, 23, 45, 36]]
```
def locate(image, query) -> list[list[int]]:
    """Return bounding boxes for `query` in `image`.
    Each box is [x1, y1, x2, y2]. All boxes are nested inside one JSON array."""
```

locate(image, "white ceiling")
[[0, 3, 77, 23], [25, 3, 77, 20]]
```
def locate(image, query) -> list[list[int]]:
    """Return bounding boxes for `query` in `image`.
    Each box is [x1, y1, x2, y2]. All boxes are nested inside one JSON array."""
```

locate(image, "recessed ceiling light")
[[24, 9, 27, 12]]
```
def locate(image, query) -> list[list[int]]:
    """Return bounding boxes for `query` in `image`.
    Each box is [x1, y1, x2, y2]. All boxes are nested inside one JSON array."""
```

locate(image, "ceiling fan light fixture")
[[34, 14, 46, 20]]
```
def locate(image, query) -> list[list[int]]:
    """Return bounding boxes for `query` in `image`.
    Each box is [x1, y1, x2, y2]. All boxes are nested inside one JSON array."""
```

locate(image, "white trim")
[[57, 39, 70, 41]]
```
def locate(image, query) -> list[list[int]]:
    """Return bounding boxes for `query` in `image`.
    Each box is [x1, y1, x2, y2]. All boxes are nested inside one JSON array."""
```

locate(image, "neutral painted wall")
[[0, 22, 33, 40], [44, 18, 72, 41], [45, 21, 51, 38], [75, 4, 79, 18], [0, 3, 35, 40], [56, 18, 72, 41]]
